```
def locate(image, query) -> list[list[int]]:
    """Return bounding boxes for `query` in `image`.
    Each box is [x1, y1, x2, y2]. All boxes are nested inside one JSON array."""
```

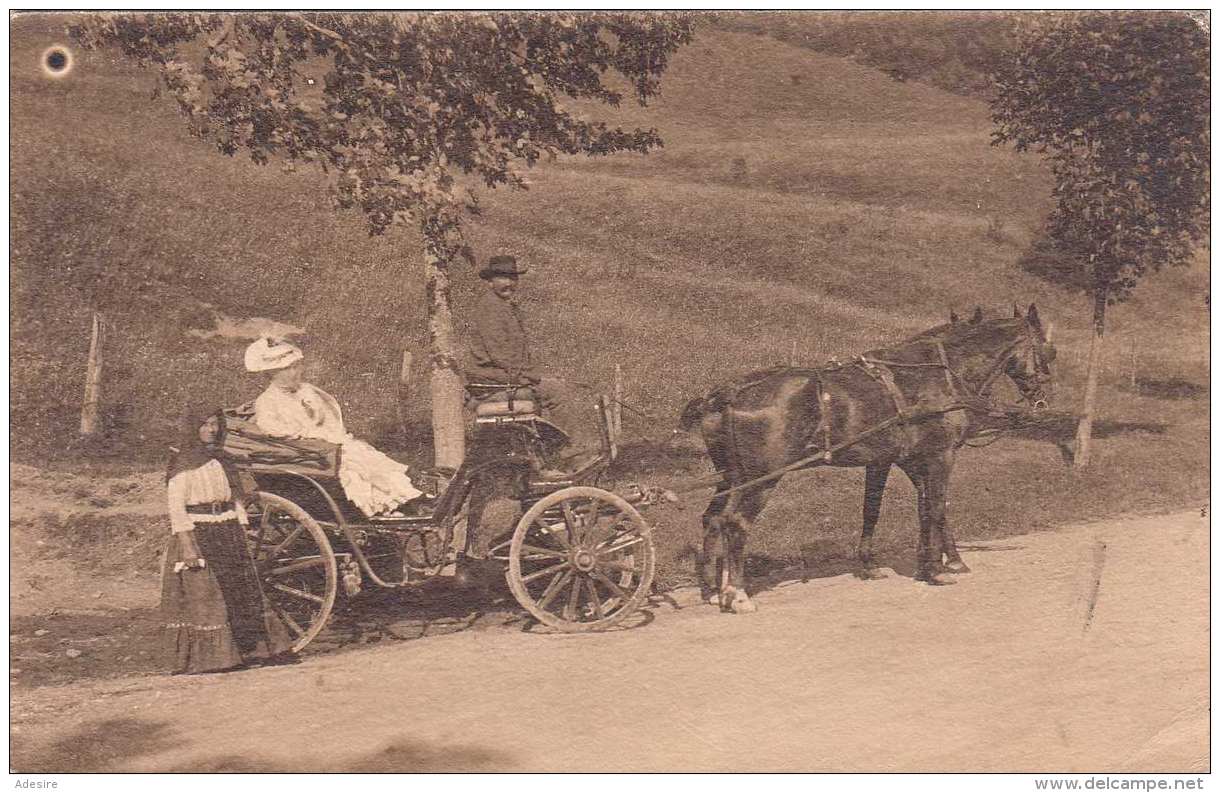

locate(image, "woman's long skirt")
[[338, 438, 424, 516], [160, 519, 294, 674]]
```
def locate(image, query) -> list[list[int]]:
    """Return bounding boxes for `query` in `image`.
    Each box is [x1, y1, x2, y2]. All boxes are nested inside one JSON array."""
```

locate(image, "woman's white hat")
[[244, 337, 303, 372]]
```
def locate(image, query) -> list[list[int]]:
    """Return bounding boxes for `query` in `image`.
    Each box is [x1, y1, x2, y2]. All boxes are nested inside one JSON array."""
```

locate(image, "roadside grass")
[[10, 16, 1208, 593]]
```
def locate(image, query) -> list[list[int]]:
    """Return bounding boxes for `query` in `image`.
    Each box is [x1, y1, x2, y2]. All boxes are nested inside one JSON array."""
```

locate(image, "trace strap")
[[676, 336, 1038, 502]]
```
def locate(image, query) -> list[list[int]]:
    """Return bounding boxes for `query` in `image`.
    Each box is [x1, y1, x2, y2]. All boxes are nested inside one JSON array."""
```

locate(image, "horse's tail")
[[680, 369, 783, 433]]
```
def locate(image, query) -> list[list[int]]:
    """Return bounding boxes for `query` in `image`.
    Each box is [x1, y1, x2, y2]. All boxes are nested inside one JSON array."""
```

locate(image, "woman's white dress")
[[253, 383, 423, 517]]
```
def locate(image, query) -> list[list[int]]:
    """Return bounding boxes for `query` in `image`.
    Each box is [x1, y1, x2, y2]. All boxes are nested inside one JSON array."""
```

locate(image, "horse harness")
[[701, 336, 1033, 501]]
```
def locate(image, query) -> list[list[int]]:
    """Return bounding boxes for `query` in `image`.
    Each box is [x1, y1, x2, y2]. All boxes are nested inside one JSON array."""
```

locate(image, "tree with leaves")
[[991, 11, 1208, 467], [73, 11, 695, 467]]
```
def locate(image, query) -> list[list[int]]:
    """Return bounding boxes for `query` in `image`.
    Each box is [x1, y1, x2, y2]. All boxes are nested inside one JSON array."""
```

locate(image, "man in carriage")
[[466, 254, 599, 472]]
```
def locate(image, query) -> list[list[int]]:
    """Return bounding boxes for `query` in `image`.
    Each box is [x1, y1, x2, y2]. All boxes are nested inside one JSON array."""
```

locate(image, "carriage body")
[[214, 389, 656, 651]]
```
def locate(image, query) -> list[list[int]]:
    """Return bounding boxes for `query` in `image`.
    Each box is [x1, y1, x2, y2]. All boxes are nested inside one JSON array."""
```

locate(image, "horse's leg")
[[906, 458, 954, 586], [856, 463, 891, 580], [932, 453, 970, 574], [700, 483, 729, 605], [699, 436, 733, 605], [938, 518, 970, 574], [719, 513, 747, 613], [720, 481, 779, 614]]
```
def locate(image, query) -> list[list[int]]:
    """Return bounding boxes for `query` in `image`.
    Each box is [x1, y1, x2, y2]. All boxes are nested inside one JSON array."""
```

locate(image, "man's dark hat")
[[479, 255, 527, 280]]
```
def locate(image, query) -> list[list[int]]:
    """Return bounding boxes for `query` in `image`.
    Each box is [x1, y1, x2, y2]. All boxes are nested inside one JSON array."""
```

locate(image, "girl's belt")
[[185, 503, 234, 515]]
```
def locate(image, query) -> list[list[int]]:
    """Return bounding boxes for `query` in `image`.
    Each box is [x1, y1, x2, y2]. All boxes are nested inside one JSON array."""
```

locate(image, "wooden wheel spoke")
[[582, 497, 602, 525], [251, 493, 337, 654], [521, 560, 570, 585], [271, 582, 324, 604], [267, 599, 306, 637], [582, 516, 625, 549], [591, 570, 630, 602], [595, 558, 638, 574], [585, 577, 605, 620], [536, 569, 573, 611], [266, 523, 308, 561], [596, 535, 646, 557], [535, 518, 570, 549], [509, 487, 655, 632], [519, 543, 566, 561], [248, 520, 268, 561], [563, 573, 582, 620], [267, 556, 328, 577], [561, 502, 584, 545]]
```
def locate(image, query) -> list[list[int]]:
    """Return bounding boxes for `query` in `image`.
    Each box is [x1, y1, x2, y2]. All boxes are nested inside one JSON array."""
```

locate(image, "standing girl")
[[161, 414, 293, 673]]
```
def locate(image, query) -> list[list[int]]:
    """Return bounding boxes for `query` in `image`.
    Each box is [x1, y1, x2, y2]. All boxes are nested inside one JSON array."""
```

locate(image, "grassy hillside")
[[10, 14, 1208, 588], [711, 11, 1018, 98]]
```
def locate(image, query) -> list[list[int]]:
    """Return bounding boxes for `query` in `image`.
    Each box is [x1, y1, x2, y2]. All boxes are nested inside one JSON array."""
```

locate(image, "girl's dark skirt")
[[160, 519, 294, 674]]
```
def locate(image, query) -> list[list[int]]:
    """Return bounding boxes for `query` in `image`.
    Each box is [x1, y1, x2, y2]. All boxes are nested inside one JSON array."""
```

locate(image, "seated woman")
[[245, 338, 423, 517]]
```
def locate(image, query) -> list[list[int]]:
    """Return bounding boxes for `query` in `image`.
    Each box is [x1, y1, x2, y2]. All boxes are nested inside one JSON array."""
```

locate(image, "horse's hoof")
[[705, 593, 722, 608], [730, 594, 757, 614], [942, 559, 971, 574], [916, 571, 955, 587], [854, 567, 887, 581]]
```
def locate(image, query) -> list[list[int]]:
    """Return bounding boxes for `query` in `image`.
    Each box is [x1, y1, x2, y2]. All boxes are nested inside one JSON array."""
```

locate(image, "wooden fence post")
[[80, 311, 103, 437], [1129, 339, 1138, 389], [597, 395, 616, 461], [612, 363, 623, 440]]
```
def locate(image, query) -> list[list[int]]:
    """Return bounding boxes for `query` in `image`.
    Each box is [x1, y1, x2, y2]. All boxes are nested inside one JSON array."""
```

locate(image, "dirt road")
[[11, 509, 1208, 772]]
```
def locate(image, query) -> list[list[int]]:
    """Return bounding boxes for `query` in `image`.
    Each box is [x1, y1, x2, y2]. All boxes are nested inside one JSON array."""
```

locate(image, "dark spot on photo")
[[45, 48, 68, 72]]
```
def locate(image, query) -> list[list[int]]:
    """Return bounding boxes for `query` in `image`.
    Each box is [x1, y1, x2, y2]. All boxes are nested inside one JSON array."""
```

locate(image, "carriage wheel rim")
[[250, 492, 338, 653], [507, 486, 655, 633]]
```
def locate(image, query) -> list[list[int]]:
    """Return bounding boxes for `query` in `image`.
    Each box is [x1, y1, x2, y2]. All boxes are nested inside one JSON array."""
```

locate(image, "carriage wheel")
[[507, 486, 655, 632], [246, 492, 338, 653]]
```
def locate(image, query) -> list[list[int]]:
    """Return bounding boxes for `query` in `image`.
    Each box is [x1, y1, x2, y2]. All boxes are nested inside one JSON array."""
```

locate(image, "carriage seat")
[[207, 403, 341, 477], [465, 383, 540, 419], [475, 399, 538, 418]]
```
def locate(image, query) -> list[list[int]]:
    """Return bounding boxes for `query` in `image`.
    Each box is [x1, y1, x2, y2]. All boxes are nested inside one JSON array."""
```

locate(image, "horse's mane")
[[679, 317, 1033, 429], [885, 316, 1030, 355]]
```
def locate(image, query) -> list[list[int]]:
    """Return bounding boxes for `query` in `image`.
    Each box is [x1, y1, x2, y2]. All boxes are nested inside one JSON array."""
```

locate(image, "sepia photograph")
[[7, 8, 1210, 779]]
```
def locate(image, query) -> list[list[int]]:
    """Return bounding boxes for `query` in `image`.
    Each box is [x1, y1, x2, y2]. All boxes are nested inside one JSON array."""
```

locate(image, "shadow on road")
[[730, 536, 1028, 599], [12, 717, 178, 773], [9, 581, 527, 692], [12, 573, 671, 694], [12, 715, 516, 772], [179, 736, 516, 772], [313, 579, 522, 650]]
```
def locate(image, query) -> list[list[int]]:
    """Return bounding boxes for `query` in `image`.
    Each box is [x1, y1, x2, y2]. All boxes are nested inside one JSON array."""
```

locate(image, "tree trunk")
[[80, 311, 103, 437], [395, 349, 413, 444], [423, 241, 466, 470], [1073, 285, 1108, 468]]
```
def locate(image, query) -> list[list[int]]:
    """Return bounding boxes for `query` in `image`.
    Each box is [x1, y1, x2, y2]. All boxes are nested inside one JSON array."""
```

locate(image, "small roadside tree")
[[73, 11, 695, 467], [991, 11, 1209, 467]]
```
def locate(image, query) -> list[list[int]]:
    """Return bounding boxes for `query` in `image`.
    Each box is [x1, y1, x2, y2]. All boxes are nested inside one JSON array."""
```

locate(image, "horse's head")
[[1003, 303, 1056, 410]]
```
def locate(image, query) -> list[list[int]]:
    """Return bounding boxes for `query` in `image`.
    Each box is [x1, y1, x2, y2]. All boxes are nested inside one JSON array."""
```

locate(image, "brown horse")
[[679, 304, 1055, 613]]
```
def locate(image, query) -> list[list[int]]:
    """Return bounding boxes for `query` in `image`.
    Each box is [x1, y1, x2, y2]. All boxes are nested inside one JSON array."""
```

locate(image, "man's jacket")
[[467, 290, 539, 384]]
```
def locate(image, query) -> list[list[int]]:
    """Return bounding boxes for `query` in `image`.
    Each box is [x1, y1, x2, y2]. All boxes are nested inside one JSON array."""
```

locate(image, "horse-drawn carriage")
[[209, 305, 1057, 647], [215, 383, 664, 651]]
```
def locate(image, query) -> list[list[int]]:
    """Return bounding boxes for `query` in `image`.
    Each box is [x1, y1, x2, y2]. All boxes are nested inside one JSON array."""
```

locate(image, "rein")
[[859, 335, 1026, 406], [682, 329, 1045, 501]]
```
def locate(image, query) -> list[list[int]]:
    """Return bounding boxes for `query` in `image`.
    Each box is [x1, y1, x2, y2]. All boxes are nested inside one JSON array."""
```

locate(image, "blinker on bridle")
[[1015, 329, 1055, 411]]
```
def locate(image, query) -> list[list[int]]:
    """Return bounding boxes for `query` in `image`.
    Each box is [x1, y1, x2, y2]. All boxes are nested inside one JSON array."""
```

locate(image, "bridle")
[[1003, 329, 1056, 411], [682, 320, 1059, 501], [860, 324, 1055, 415]]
